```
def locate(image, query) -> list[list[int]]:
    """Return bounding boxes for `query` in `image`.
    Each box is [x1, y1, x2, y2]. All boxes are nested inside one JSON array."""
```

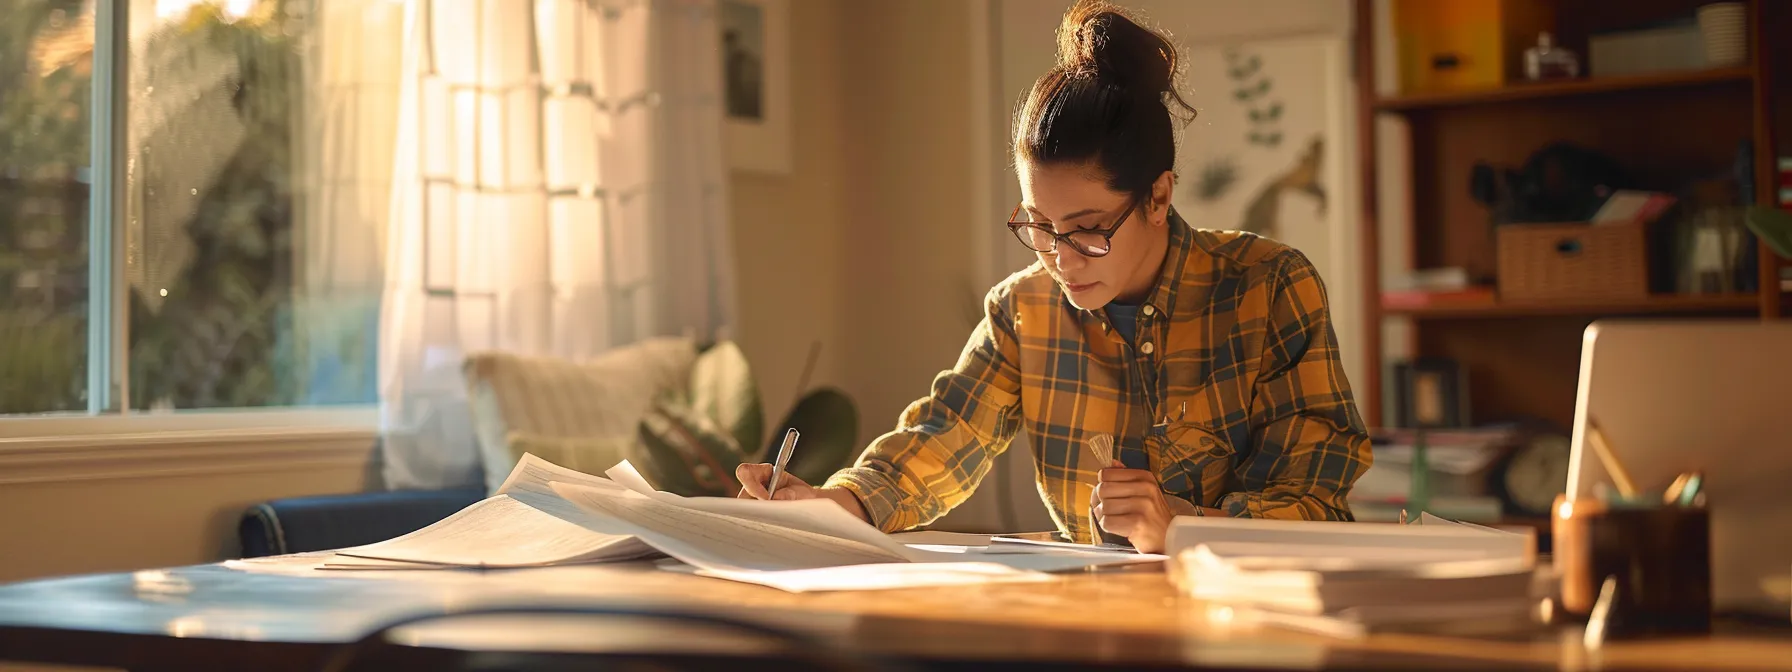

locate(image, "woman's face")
[[1015, 160, 1169, 310]]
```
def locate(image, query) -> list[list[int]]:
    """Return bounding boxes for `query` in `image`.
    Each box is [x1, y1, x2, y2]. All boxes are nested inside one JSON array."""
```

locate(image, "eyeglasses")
[[1006, 197, 1140, 258]]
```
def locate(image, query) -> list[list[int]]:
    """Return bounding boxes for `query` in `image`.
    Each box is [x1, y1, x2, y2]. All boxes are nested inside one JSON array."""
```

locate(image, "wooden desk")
[[0, 557, 1786, 671]]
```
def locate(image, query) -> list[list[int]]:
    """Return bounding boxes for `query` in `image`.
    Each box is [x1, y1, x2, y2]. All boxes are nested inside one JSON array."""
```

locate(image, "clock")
[[1493, 433, 1572, 516]]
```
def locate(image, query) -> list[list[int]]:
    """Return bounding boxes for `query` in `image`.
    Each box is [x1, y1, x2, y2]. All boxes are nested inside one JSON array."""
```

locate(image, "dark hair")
[[1013, 0, 1196, 200]]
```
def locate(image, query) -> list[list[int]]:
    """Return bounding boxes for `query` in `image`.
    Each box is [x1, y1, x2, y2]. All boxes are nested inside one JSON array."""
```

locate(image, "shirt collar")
[[1071, 207, 1193, 325]]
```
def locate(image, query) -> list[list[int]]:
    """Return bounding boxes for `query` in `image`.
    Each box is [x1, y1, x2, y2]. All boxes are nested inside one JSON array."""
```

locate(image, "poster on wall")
[[1174, 36, 1342, 272], [1171, 34, 1361, 397]]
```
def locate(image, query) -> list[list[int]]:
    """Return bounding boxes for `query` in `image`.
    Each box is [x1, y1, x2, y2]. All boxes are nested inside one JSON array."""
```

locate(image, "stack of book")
[[1164, 515, 1544, 638]]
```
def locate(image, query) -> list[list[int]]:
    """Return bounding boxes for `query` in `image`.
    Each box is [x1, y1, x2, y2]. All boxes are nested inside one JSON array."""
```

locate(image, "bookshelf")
[[1351, 0, 1788, 525], [1354, 0, 1788, 430], [1373, 66, 1754, 111], [1382, 292, 1760, 319]]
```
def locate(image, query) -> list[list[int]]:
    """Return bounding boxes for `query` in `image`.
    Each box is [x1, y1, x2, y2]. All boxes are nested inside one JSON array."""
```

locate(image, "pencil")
[[1585, 422, 1637, 498]]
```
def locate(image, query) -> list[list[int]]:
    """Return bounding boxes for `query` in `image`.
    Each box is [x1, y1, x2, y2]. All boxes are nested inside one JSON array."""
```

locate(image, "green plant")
[[1746, 205, 1792, 260], [647, 340, 861, 497], [762, 386, 860, 485]]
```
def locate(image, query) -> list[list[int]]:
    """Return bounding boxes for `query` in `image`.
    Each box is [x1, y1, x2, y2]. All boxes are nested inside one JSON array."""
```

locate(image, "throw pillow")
[[501, 432, 635, 484], [463, 335, 700, 493]]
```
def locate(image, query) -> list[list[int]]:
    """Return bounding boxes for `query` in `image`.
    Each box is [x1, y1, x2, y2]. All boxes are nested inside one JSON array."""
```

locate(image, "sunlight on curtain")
[[294, 0, 405, 405], [378, 0, 733, 490]]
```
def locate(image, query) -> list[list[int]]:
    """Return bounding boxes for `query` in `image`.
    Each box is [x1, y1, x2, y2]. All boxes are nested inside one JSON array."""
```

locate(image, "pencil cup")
[[1553, 494, 1711, 634]]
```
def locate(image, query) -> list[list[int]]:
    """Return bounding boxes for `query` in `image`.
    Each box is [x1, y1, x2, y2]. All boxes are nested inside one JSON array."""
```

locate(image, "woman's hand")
[[734, 463, 872, 524], [1092, 465, 1176, 554], [735, 463, 815, 500]]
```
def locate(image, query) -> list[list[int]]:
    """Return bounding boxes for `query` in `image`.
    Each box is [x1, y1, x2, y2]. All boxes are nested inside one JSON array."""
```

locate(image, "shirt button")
[[1140, 341, 1155, 355], [1142, 305, 1155, 317]]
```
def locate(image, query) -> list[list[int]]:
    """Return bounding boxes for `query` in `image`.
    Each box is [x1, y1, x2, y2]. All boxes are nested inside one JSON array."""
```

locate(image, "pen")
[[767, 428, 800, 499]]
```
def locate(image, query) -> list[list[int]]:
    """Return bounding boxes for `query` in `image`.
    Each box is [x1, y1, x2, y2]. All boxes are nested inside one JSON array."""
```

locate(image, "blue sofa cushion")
[[238, 487, 485, 558]]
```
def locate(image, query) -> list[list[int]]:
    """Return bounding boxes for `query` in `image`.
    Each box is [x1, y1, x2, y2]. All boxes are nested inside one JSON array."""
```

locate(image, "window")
[[0, 0, 397, 419], [1, 0, 94, 414]]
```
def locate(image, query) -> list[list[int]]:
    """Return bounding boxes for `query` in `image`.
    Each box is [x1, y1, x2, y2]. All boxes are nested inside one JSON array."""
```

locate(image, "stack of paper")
[[298, 454, 1161, 591], [1165, 514, 1543, 638]]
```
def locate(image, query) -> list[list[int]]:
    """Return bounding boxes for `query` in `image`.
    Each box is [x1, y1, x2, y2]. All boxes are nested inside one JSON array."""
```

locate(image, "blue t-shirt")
[[1101, 301, 1152, 472], [1104, 302, 1140, 346]]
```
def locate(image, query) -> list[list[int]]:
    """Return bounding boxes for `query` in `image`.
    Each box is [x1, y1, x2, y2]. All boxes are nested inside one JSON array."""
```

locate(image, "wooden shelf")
[[1383, 293, 1760, 318], [1374, 67, 1753, 112]]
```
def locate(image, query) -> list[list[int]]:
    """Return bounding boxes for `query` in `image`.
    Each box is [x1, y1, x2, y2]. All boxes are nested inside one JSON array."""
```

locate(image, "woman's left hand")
[[1092, 465, 1176, 554]]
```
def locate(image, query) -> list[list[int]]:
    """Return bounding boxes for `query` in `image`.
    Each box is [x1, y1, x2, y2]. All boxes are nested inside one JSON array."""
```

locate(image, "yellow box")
[[1393, 0, 1556, 93]]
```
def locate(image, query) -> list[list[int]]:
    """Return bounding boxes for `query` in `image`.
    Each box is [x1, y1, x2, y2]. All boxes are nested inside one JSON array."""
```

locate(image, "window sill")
[[0, 407, 379, 485]]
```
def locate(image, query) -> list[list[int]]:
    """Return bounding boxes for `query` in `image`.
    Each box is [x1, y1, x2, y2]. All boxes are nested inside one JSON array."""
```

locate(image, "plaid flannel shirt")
[[825, 211, 1373, 542]]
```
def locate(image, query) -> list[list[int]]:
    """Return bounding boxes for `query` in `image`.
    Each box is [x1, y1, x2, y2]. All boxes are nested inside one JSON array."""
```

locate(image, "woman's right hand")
[[735, 463, 817, 501], [734, 463, 873, 524]]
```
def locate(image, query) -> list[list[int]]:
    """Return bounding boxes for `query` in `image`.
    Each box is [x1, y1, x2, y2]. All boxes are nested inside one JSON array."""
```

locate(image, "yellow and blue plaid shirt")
[[826, 211, 1373, 542]]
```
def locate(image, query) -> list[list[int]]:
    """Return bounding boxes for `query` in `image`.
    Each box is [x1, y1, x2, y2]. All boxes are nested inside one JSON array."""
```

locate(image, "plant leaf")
[[687, 340, 764, 460], [769, 386, 860, 485], [1746, 206, 1792, 259]]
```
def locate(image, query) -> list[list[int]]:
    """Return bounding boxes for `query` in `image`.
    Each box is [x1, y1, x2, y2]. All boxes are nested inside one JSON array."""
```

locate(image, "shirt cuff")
[[823, 467, 909, 533], [1216, 488, 1349, 520]]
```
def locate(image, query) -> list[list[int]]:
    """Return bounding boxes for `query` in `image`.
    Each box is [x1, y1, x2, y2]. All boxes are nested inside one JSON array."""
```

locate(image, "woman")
[[738, 0, 1371, 554]]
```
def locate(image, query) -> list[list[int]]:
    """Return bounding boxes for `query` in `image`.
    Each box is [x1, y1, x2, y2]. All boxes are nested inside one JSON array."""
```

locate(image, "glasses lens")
[[1013, 225, 1055, 252], [1067, 231, 1112, 256]]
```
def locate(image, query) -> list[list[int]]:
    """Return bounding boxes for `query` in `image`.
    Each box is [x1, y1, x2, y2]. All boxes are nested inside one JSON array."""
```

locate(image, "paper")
[[334, 494, 655, 568], [328, 453, 654, 568], [601, 461, 922, 559], [1186, 540, 1524, 574], [889, 531, 993, 548], [1165, 516, 1532, 561], [963, 548, 1165, 572], [499, 452, 632, 500], [695, 562, 1056, 592], [990, 535, 1139, 555], [550, 481, 911, 572]]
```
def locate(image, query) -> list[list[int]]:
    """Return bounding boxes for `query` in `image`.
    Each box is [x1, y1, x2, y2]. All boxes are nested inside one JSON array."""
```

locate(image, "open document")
[[311, 453, 1160, 590], [325, 454, 658, 568]]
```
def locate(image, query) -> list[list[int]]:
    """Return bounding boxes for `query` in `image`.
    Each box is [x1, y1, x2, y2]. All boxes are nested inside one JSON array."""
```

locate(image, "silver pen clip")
[[1154, 401, 1187, 429]]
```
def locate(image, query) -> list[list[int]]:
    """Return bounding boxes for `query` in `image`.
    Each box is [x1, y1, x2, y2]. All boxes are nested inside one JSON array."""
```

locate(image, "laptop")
[[1567, 318, 1792, 618]]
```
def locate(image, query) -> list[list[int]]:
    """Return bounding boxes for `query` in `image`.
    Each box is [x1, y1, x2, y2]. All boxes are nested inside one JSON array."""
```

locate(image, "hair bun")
[[1056, 0, 1176, 96]]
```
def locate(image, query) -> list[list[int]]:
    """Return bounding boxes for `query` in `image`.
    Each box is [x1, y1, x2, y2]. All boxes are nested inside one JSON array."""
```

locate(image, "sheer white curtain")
[[296, 0, 406, 406], [377, 0, 735, 490]]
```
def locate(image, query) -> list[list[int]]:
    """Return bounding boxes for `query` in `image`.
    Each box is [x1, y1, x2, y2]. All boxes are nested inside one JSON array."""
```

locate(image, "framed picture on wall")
[[719, 0, 791, 174], [1391, 358, 1469, 429]]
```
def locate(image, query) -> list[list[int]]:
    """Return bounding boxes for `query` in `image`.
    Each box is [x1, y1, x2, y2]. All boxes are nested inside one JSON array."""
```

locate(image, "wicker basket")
[[1495, 221, 1649, 301]]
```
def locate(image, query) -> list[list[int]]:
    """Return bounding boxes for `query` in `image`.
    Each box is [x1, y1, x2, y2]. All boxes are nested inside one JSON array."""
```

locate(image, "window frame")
[[2, 0, 382, 440]]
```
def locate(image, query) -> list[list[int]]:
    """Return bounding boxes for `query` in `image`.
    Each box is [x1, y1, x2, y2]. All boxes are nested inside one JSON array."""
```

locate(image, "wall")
[[728, 0, 854, 425], [0, 433, 373, 583], [728, 0, 1051, 533], [838, 0, 1058, 533]]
